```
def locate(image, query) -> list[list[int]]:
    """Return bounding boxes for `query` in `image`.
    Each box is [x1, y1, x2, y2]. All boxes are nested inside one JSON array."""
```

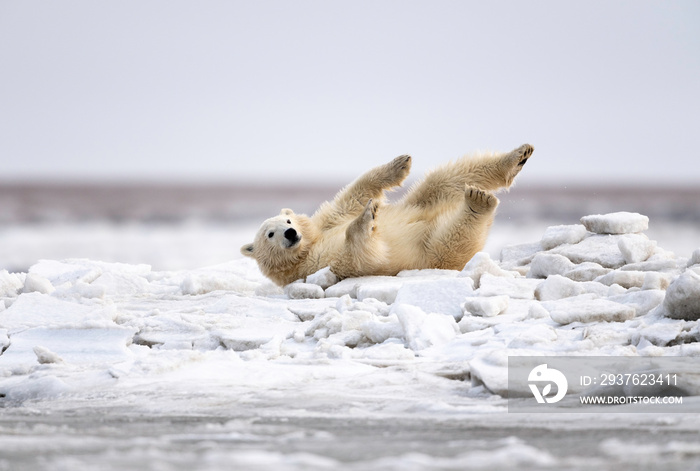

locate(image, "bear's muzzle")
[[284, 228, 301, 248]]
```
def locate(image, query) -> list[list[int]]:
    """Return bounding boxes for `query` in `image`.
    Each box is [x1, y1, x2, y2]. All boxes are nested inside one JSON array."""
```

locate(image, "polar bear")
[[241, 144, 534, 286]]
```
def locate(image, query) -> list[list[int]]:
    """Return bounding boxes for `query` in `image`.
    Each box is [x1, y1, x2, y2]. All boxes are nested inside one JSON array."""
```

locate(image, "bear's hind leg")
[[496, 143, 534, 188], [466, 143, 534, 191], [426, 186, 498, 270], [401, 144, 533, 209]]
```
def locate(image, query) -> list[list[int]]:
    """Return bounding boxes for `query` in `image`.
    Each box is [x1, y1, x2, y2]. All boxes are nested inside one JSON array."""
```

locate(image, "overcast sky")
[[1, 1, 699, 185]]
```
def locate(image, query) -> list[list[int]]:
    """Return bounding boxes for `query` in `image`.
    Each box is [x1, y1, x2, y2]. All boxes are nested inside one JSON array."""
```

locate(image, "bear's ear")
[[280, 208, 294, 216], [240, 243, 255, 258]]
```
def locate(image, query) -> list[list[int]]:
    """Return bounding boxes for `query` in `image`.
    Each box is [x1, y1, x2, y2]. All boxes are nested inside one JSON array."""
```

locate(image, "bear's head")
[[241, 209, 312, 285], [241, 208, 302, 258]]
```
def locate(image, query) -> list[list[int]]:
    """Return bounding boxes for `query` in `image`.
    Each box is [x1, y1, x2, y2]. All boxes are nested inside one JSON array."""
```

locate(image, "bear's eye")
[[268, 231, 274, 238], [286, 219, 291, 224]]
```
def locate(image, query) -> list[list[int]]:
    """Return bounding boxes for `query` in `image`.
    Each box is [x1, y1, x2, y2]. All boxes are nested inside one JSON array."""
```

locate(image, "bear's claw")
[[513, 143, 534, 167], [365, 199, 379, 219], [384, 154, 412, 186], [395, 154, 412, 170], [498, 143, 534, 187], [348, 199, 379, 236], [465, 186, 497, 215]]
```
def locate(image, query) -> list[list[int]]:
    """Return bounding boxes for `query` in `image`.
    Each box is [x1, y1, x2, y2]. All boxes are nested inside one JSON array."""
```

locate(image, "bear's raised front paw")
[[347, 199, 379, 239], [384, 154, 412, 186], [465, 186, 498, 215]]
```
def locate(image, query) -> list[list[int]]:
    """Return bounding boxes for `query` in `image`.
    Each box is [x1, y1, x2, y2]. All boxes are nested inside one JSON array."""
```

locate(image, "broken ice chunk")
[[661, 270, 700, 321], [394, 304, 458, 350], [534, 274, 609, 301], [393, 278, 474, 320], [460, 252, 515, 288], [580, 212, 649, 235], [687, 248, 700, 268], [478, 273, 540, 299], [356, 281, 402, 304], [595, 270, 648, 289], [543, 294, 636, 324], [284, 282, 325, 299], [618, 234, 657, 264], [563, 262, 610, 282], [550, 235, 627, 268], [22, 273, 55, 295], [33, 346, 64, 364], [540, 224, 588, 250], [462, 295, 509, 317], [499, 242, 542, 269], [608, 290, 665, 317], [528, 253, 576, 279], [305, 267, 339, 289]]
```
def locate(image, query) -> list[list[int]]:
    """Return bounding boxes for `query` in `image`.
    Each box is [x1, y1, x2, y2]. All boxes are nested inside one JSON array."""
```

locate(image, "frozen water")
[[306, 266, 339, 289], [528, 253, 576, 278], [618, 233, 657, 263], [460, 252, 515, 288], [534, 274, 611, 301], [595, 270, 648, 289], [608, 289, 666, 317], [462, 295, 509, 317], [284, 282, 325, 299], [540, 223, 588, 250], [478, 272, 540, 299], [1, 211, 700, 470], [563, 261, 611, 282], [581, 211, 650, 234], [0, 270, 24, 297], [688, 248, 700, 267], [543, 294, 636, 324], [660, 270, 700, 321], [499, 241, 542, 273], [393, 278, 474, 320]]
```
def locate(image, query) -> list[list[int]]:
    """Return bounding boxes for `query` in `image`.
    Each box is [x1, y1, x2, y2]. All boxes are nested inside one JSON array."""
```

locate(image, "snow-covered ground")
[[2, 212, 700, 470]]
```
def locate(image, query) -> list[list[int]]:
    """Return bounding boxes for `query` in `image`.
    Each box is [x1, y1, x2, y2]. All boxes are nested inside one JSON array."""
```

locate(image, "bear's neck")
[[263, 254, 304, 285]]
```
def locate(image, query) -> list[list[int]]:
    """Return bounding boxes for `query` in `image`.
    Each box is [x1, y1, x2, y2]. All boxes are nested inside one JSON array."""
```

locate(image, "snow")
[[2, 211, 700, 469]]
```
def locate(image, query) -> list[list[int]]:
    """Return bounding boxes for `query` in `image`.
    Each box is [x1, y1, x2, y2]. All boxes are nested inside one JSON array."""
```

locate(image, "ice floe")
[[0, 211, 699, 408]]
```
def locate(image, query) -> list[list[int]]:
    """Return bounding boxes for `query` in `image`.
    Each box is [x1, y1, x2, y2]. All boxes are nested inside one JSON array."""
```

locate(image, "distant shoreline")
[[1, 183, 698, 225]]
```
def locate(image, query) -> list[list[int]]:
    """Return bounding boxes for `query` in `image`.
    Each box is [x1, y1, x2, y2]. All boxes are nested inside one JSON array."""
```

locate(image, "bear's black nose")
[[284, 228, 297, 241]]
